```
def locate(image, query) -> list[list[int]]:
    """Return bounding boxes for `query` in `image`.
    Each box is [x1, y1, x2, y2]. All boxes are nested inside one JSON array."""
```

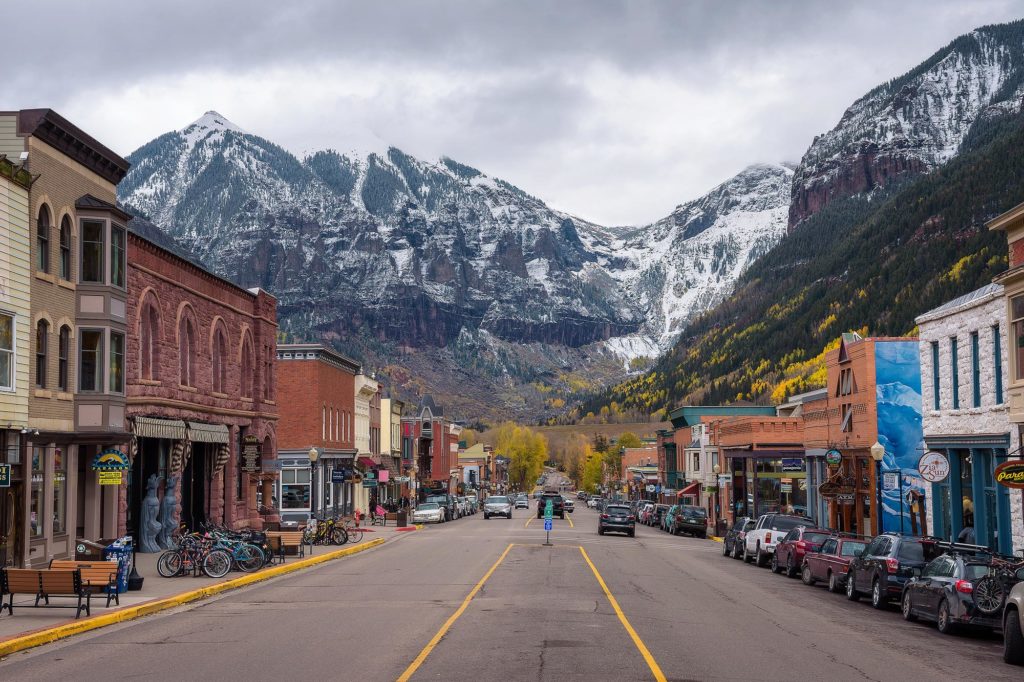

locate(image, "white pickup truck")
[[743, 513, 816, 567]]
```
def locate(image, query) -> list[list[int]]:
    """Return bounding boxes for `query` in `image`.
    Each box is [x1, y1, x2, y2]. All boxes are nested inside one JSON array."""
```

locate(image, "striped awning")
[[187, 422, 230, 444], [134, 417, 187, 440]]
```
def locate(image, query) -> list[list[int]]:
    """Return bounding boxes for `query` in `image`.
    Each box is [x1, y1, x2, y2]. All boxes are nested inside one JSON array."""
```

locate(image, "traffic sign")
[[544, 499, 553, 520], [544, 519, 553, 531]]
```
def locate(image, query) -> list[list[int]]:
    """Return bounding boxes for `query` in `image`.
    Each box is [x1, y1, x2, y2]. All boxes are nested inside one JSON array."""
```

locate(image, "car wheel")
[[801, 563, 815, 586], [733, 543, 743, 560], [484, 514, 489, 520], [827, 571, 840, 593], [507, 513, 512, 519], [1004, 606, 1024, 665], [871, 578, 886, 610], [628, 530, 635, 538], [755, 544, 767, 568], [846, 570, 859, 601], [901, 590, 917, 622], [598, 527, 605, 535], [770, 552, 782, 574], [937, 598, 956, 634], [723, 540, 731, 556], [742, 543, 753, 564], [786, 555, 798, 579]]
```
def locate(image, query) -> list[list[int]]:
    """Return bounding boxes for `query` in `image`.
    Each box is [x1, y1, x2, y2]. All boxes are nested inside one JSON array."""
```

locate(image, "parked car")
[[649, 504, 670, 528], [577, 491, 587, 500], [598, 503, 635, 537], [587, 497, 599, 509], [671, 505, 709, 538], [661, 505, 679, 532], [801, 535, 868, 591], [743, 513, 815, 567], [637, 503, 655, 525], [772, 527, 831, 577], [412, 502, 444, 524], [424, 494, 454, 521], [723, 517, 756, 559], [562, 497, 575, 513], [1005, 576, 1024, 665], [847, 533, 937, 609], [483, 495, 513, 519], [901, 551, 1006, 634], [536, 493, 566, 519]]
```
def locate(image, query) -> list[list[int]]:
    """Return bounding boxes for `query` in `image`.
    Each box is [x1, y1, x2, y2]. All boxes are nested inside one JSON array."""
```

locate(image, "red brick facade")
[[125, 232, 278, 534], [276, 347, 357, 451]]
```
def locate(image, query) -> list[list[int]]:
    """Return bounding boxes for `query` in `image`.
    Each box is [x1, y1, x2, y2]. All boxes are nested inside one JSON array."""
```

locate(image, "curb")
[[0, 537, 385, 659], [709, 536, 724, 543], [395, 525, 425, 532]]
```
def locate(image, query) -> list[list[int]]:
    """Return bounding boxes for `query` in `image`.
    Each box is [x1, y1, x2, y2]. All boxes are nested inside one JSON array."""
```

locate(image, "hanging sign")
[[362, 470, 377, 488], [98, 471, 123, 485], [994, 460, 1024, 489], [0, 463, 10, 487], [378, 469, 390, 483], [241, 435, 261, 473], [91, 448, 129, 471], [836, 493, 855, 504], [780, 483, 792, 493], [824, 449, 843, 467], [331, 469, 346, 484], [918, 451, 950, 483], [645, 484, 656, 493]]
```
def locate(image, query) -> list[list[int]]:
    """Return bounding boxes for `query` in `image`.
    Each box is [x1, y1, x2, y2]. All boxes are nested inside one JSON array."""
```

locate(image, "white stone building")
[[916, 283, 1024, 554]]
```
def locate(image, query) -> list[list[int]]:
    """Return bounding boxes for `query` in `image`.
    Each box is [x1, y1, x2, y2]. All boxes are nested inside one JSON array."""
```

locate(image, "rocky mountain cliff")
[[790, 21, 1024, 228], [119, 114, 790, 420]]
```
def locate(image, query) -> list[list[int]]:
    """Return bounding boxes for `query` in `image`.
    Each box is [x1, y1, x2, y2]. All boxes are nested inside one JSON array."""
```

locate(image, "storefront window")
[[281, 468, 310, 509], [959, 451, 975, 535], [30, 447, 44, 537], [53, 448, 66, 535]]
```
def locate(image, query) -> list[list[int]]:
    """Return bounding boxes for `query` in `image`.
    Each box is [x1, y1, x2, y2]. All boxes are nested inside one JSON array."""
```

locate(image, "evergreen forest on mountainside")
[[575, 110, 1024, 420]]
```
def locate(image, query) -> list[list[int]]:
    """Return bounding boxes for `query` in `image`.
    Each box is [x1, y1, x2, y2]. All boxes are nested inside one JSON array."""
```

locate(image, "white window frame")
[[0, 312, 15, 392]]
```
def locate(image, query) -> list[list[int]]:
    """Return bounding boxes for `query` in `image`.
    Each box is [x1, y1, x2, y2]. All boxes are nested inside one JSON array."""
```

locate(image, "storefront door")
[[0, 483, 23, 568], [182, 445, 208, 531]]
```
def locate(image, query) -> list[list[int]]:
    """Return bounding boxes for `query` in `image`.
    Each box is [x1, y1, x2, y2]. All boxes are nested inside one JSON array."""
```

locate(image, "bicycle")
[[973, 556, 1024, 614], [157, 533, 232, 578]]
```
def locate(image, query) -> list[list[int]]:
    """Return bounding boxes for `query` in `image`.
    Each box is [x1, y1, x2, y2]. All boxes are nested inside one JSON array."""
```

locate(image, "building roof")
[[76, 194, 132, 222], [16, 109, 130, 184], [668, 405, 775, 428], [915, 283, 1003, 324], [987, 200, 1024, 232], [0, 154, 33, 189], [459, 443, 487, 460], [277, 343, 361, 373]]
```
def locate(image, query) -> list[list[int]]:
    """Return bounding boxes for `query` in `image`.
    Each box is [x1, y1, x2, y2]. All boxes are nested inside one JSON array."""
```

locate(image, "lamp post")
[[870, 441, 885, 535], [308, 446, 320, 521]]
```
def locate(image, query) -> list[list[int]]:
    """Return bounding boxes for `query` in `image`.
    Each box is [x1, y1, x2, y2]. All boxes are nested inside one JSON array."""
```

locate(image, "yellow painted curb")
[[709, 536, 724, 543], [0, 537, 385, 658]]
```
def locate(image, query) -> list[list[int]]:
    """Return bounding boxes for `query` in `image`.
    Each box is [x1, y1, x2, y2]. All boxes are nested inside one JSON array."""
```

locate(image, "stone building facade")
[[125, 231, 278, 545], [918, 283, 1024, 554]]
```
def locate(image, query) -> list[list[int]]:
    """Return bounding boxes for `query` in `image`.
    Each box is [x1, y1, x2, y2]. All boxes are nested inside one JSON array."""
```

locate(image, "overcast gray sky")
[[7, 1, 1023, 225]]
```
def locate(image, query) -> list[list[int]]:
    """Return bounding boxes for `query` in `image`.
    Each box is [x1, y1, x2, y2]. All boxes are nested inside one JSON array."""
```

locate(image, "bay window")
[[81, 220, 105, 283], [79, 329, 103, 392], [111, 224, 125, 288], [110, 331, 125, 393]]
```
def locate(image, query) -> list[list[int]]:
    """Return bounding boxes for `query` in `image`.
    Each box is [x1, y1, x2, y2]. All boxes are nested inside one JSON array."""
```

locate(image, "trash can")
[[397, 510, 408, 527], [75, 539, 106, 561], [103, 537, 134, 594]]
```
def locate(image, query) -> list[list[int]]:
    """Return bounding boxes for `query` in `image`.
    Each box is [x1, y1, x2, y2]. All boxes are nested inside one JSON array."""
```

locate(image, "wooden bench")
[[1, 568, 91, 619], [50, 560, 120, 607], [265, 531, 306, 561]]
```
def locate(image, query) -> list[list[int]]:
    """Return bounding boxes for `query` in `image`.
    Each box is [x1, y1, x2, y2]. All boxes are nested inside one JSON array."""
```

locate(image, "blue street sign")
[[544, 519, 553, 531]]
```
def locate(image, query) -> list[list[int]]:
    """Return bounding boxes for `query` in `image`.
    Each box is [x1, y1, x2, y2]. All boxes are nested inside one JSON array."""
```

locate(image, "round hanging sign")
[[824, 449, 843, 467], [917, 451, 950, 483], [994, 460, 1024, 489]]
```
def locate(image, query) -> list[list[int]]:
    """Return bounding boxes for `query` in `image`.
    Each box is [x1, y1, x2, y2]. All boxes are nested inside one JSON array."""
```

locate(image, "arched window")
[[37, 205, 51, 273], [35, 320, 48, 387], [179, 316, 195, 387], [212, 327, 228, 393], [140, 300, 161, 381], [59, 217, 72, 280], [240, 336, 254, 398], [58, 325, 70, 391]]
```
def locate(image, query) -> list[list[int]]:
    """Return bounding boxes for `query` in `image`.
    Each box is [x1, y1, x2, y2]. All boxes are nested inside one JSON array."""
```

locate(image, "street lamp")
[[870, 441, 884, 535], [308, 446, 320, 520]]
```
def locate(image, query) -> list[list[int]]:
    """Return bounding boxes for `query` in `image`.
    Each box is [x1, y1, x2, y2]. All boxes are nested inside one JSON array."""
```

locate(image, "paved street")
[[0, 503, 1017, 681]]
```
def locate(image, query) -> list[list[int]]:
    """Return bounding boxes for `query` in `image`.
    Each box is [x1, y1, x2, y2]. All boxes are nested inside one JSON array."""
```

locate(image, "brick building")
[[275, 343, 358, 523], [0, 109, 130, 567], [402, 395, 460, 499], [126, 231, 278, 547]]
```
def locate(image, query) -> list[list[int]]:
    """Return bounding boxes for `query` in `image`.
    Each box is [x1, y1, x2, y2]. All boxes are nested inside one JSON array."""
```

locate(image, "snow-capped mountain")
[[790, 21, 1024, 228], [119, 112, 789, 418]]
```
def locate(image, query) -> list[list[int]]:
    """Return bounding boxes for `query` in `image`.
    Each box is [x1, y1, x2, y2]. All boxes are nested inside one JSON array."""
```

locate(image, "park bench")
[[266, 531, 306, 561], [1, 568, 91, 618], [50, 560, 120, 607]]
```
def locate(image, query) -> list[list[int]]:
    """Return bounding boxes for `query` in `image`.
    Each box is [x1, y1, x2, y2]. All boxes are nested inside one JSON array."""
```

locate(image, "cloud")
[[6, 0, 1022, 224]]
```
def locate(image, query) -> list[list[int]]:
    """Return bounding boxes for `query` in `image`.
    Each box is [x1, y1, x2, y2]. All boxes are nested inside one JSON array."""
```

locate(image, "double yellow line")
[[523, 514, 574, 528], [397, 543, 665, 681]]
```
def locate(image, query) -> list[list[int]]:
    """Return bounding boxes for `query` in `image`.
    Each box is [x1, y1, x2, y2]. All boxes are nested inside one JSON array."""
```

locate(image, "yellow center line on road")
[[524, 516, 535, 528], [397, 542, 515, 682], [579, 546, 667, 682], [567, 515, 574, 528]]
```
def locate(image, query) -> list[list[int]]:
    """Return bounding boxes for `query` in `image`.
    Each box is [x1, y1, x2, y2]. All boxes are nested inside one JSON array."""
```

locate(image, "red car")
[[772, 526, 832, 577], [801, 536, 869, 592]]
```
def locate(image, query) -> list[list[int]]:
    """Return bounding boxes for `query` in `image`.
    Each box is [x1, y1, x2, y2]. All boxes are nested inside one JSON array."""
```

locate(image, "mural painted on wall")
[[875, 342, 926, 533]]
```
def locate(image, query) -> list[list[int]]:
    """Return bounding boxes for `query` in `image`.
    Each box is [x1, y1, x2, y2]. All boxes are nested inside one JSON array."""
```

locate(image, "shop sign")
[[824, 449, 843, 467], [882, 472, 899, 491], [781, 458, 804, 472], [994, 461, 1024, 489], [818, 481, 855, 498], [261, 460, 282, 473], [331, 469, 347, 484], [717, 474, 732, 486], [0, 463, 10, 487], [918, 451, 950, 483], [363, 471, 377, 488], [98, 471, 123, 485], [91, 448, 129, 471], [242, 435, 261, 473], [396, 476, 411, 483], [836, 493, 855, 505], [645, 484, 656, 493], [780, 483, 792, 493], [379, 469, 390, 483]]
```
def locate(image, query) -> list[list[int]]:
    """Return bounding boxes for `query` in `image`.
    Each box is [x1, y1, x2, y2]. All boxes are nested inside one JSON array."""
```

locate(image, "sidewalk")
[[0, 524, 413, 649]]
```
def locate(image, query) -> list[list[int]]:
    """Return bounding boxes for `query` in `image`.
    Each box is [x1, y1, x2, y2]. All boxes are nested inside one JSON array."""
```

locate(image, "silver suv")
[[1004, 576, 1024, 665]]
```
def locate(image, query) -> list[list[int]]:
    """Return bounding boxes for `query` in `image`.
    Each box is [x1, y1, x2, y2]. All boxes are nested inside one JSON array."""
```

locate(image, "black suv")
[[847, 533, 938, 609], [671, 505, 709, 538], [536, 493, 565, 519], [598, 503, 635, 537], [901, 549, 1003, 634], [723, 516, 756, 559]]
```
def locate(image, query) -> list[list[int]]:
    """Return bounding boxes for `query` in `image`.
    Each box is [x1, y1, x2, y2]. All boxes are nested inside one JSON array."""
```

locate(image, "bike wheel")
[[331, 528, 348, 545], [235, 544, 264, 573], [348, 527, 364, 543], [973, 575, 1007, 614], [157, 550, 182, 577], [203, 549, 232, 578]]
